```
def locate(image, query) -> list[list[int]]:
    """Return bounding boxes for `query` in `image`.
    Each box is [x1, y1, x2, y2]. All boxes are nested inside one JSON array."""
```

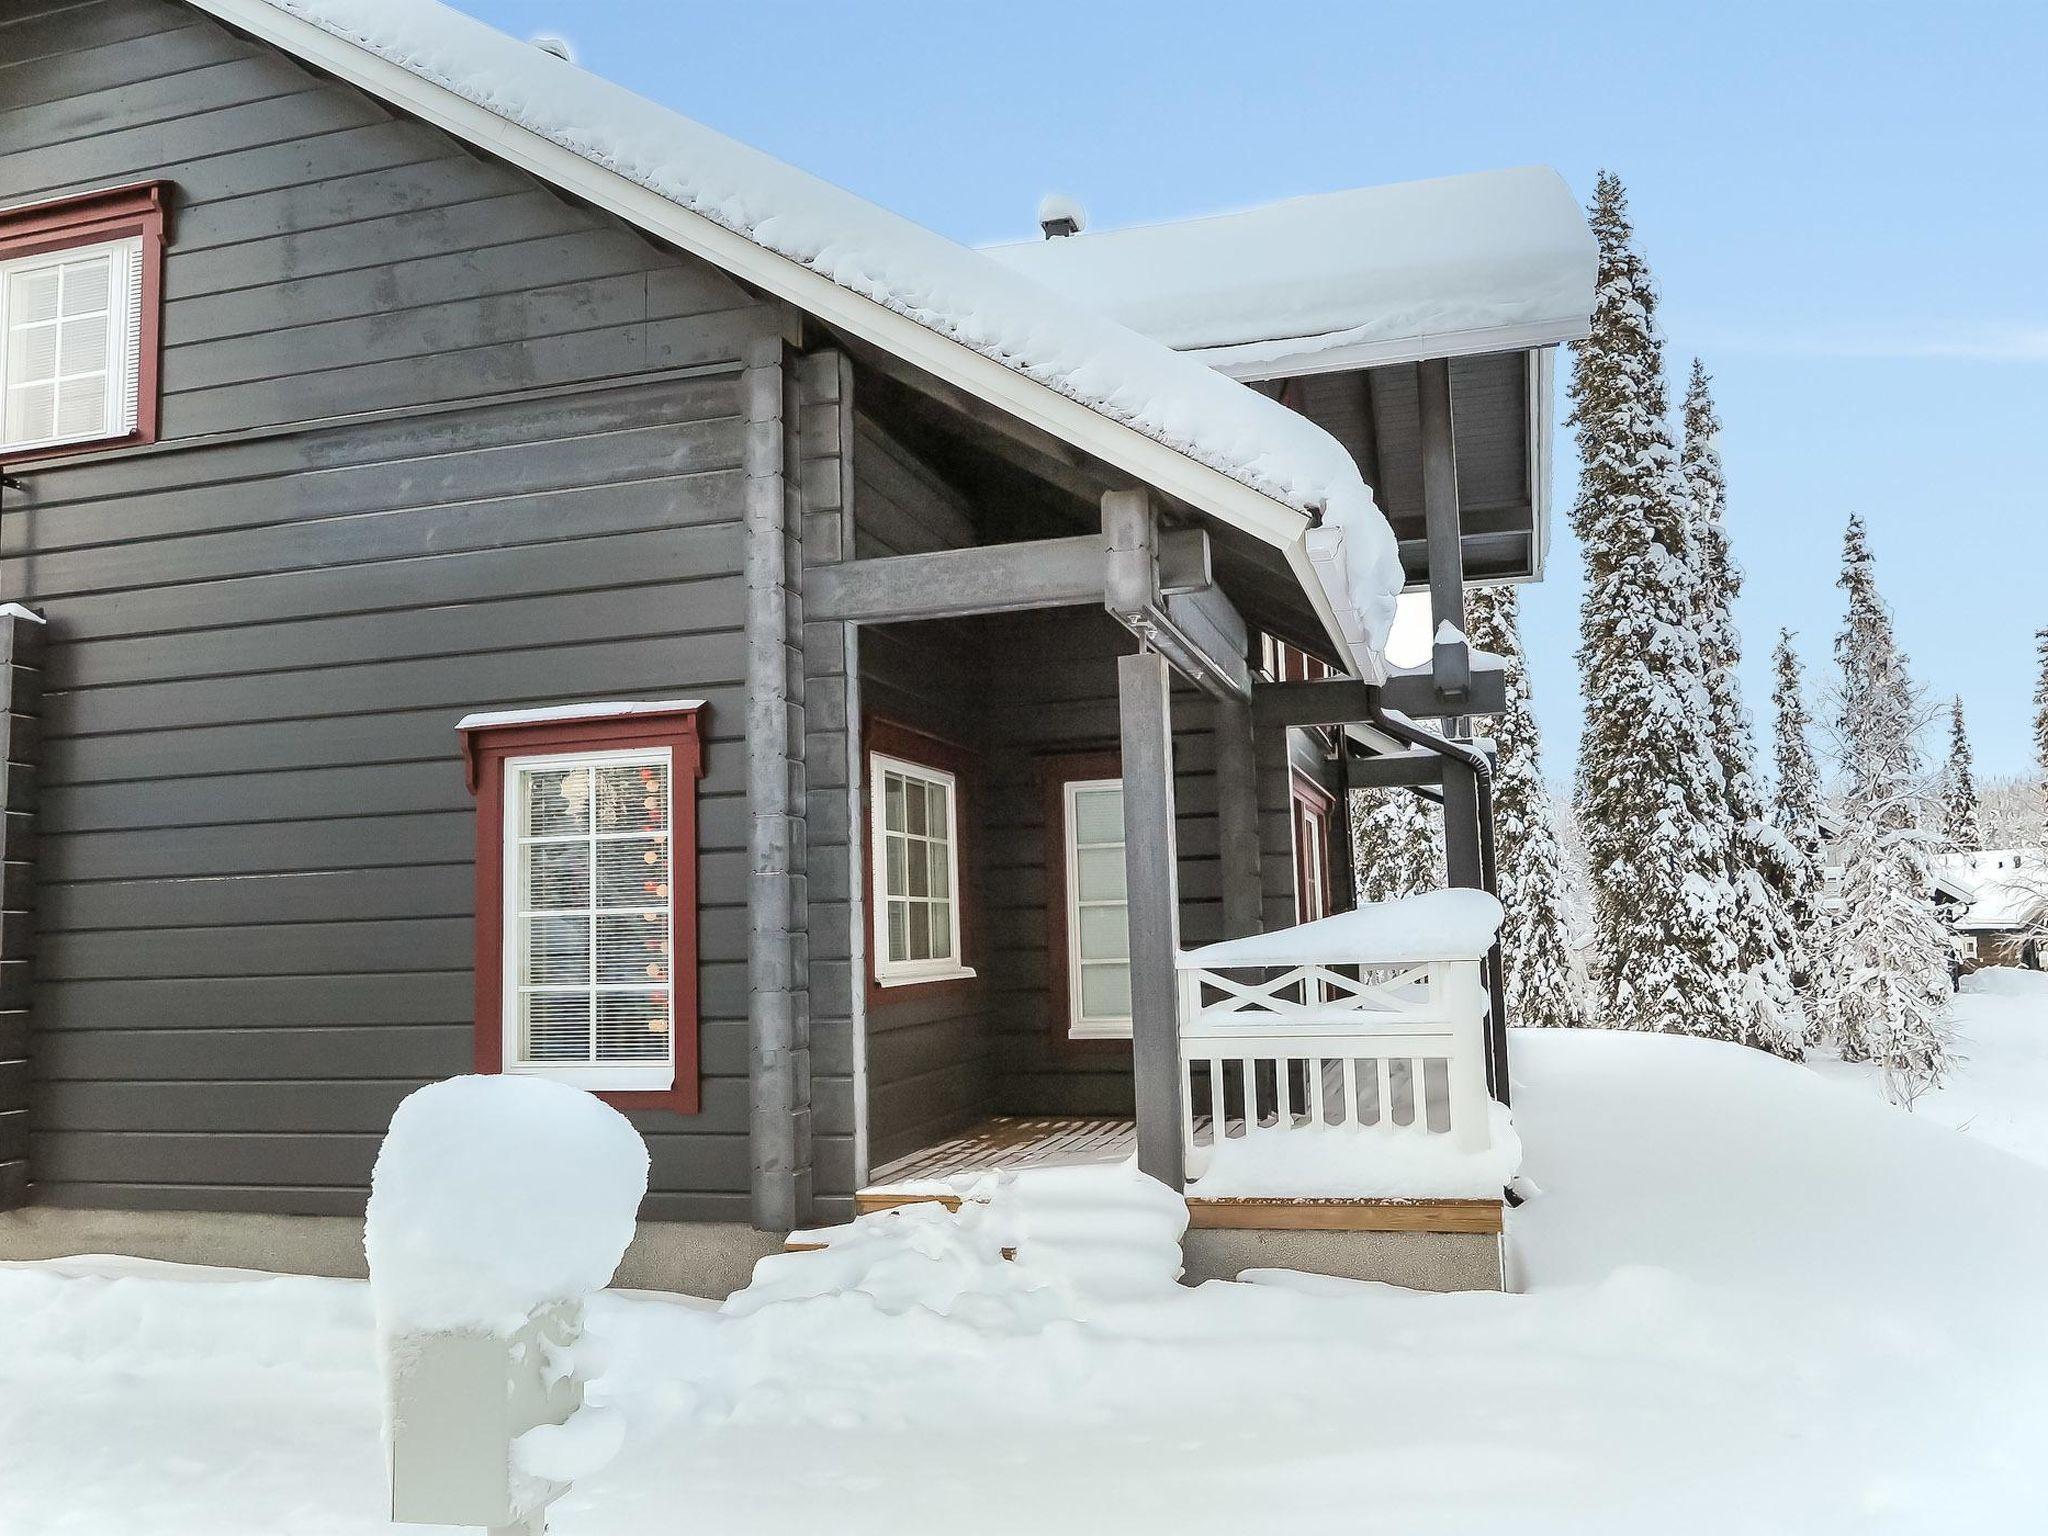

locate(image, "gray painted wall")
[[847, 418, 998, 1168], [2, 0, 789, 1220]]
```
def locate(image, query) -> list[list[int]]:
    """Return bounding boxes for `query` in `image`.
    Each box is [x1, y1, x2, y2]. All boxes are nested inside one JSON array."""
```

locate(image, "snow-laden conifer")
[[1351, 787, 1441, 903], [1464, 585, 1583, 1028], [1825, 515, 1952, 1098], [1680, 361, 1802, 1056], [1769, 630, 1830, 1003], [1568, 172, 1745, 1041], [1940, 696, 1982, 852]]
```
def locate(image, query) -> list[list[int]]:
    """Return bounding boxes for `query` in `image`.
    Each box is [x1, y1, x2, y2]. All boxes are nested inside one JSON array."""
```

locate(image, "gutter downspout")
[[1359, 687, 1510, 1109]]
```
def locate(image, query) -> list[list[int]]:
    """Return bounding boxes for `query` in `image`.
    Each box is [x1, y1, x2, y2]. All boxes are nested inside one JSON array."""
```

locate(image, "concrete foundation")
[[1180, 1227, 1506, 1292], [0, 1207, 787, 1300]]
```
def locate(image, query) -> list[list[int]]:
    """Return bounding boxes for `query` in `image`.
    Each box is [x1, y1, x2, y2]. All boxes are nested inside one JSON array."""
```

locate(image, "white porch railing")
[[1174, 949, 1495, 1172]]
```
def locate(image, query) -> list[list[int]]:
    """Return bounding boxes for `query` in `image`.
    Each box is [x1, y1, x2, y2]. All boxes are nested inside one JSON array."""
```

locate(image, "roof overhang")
[[186, 0, 1387, 680]]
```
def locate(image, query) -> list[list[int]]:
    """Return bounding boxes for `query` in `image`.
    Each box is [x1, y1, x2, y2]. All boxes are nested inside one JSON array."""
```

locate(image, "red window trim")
[[0, 181, 171, 465], [1041, 748, 1128, 1058], [862, 715, 982, 1008], [461, 705, 705, 1115], [1291, 771, 1336, 925]]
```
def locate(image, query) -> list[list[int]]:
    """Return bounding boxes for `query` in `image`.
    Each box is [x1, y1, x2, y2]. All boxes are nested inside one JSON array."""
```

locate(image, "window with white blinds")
[[0, 237, 142, 456], [1063, 778, 1133, 1039], [502, 747, 676, 1089], [869, 750, 972, 985]]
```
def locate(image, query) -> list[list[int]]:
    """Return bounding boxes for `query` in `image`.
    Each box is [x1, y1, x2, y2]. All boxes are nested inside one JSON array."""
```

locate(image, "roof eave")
[[1197, 317, 1591, 383]]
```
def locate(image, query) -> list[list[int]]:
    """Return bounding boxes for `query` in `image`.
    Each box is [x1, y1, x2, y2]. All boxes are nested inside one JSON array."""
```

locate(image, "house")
[[1933, 852, 2048, 971], [1820, 812, 2046, 973], [0, 0, 1593, 1293]]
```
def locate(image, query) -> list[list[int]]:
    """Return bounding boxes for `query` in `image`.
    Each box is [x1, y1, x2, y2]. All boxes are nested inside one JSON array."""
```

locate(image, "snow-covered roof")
[[1935, 851, 2048, 932], [987, 168, 1597, 379], [191, 0, 1404, 672]]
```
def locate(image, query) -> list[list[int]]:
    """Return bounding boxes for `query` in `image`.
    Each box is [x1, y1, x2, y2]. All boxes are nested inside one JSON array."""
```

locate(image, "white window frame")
[[1064, 777, 1133, 1041], [868, 750, 974, 987], [0, 235, 143, 457], [500, 744, 676, 1091]]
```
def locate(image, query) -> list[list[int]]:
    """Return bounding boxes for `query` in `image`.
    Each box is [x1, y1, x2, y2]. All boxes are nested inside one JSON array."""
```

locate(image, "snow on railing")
[[1174, 891, 1517, 1199]]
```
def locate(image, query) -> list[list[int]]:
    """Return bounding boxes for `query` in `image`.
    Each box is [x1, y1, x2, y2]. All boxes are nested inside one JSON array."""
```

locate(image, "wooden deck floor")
[[857, 1113, 1504, 1234], [867, 1115, 1141, 1189]]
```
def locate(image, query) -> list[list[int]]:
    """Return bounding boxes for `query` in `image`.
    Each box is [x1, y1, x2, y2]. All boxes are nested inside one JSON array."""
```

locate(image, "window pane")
[[523, 992, 591, 1061], [524, 766, 588, 836], [5, 383, 54, 446], [904, 778, 928, 835], [523, 914, 590, 985], [927, 782, 949, 844], [887, 898, 908, 963], [1078, 904, 1129, 961], [60, 315, 107, 374], [595, 761, 664, 833], [1072, 786, 1123, 845], [9, 268, 58, 326], [928, 840, 950, 898], [906, 901, 930, 961], [54, 374, 106, 439], [928, 900, 952, 961], [884, 774, 906, 833], [906, 839, 929, 897], [61, 257, 110, 317], [1080, 962, 1131, 1020], [598, 913, 665, 985], [1075, 846, 1126, 902], [522, 840, 590, 911], [597, 991, 669, 1062], [885, 833, 907, 900], [7, 319, 56, 384], [596, 837, 665, 907]]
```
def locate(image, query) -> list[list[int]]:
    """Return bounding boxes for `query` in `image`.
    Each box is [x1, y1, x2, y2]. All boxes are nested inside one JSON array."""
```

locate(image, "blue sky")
[[458, 0, 2048, 777]]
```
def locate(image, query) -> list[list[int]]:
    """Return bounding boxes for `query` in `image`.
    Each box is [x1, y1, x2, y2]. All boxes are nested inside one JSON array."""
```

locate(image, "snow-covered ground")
[[1811, 965, 2048, 1168], [6, 1016, 2048, 1535]]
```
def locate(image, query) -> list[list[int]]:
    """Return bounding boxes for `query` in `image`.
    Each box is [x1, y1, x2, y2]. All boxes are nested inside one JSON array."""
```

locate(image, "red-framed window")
[[0, 182, 170, 465], [1041, 749, 1131, 1050], [863, 716, 980, 1005], [1291, 772, 1336, 925], [460, 702, 704, 1114]]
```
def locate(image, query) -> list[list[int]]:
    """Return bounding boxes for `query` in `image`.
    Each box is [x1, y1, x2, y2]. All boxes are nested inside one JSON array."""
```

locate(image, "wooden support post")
[[1417, 357, 1469, 701], [1440, 758, 1485, 892], [0, 607, 42, 1212], [1119, 650, 1186, 1191], [743, 330, 810, 1232], [1213, 695, 1262, 939]]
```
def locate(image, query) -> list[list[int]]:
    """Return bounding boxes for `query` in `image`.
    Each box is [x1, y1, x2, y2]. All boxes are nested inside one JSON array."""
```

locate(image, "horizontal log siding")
[[975, 609, 1222, 1117], [849, 417, 997, 1167], [2, 0, 781, 1220]]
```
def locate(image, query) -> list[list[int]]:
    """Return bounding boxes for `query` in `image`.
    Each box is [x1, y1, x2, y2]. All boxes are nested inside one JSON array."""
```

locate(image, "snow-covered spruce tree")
[[1826, 514, 1952, 1098], [1351, 786, 1442, 903], [1568, 172, 1746, 1041], [2035, 627, 2048, 840], [1680, 361, 1802, 1057], [1464, 585, 1583, 1029], [1940, 696, 1982, 851], [1769, 630, 1830, 1003]]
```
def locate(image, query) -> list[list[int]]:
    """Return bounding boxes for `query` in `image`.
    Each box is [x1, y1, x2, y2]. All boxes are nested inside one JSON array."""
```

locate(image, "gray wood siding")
[[849, 417, 997, 1167], [975, 608, 1222, 1118], [3, 0, 785, 1220]]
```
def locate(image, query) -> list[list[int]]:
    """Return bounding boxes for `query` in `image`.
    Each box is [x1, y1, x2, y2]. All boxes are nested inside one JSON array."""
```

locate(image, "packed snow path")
[[6, 1019, 2047, 1534]]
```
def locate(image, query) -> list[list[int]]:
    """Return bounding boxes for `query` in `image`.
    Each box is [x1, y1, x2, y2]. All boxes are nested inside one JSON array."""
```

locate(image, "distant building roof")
[[986, 168, 1597, 379], [1934, 850, 2048, 932]]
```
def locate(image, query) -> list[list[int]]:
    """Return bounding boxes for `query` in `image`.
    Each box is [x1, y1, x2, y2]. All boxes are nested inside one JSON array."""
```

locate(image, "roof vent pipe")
[[1037, 193, 1087, 239], [530, 35, 576, 62]]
